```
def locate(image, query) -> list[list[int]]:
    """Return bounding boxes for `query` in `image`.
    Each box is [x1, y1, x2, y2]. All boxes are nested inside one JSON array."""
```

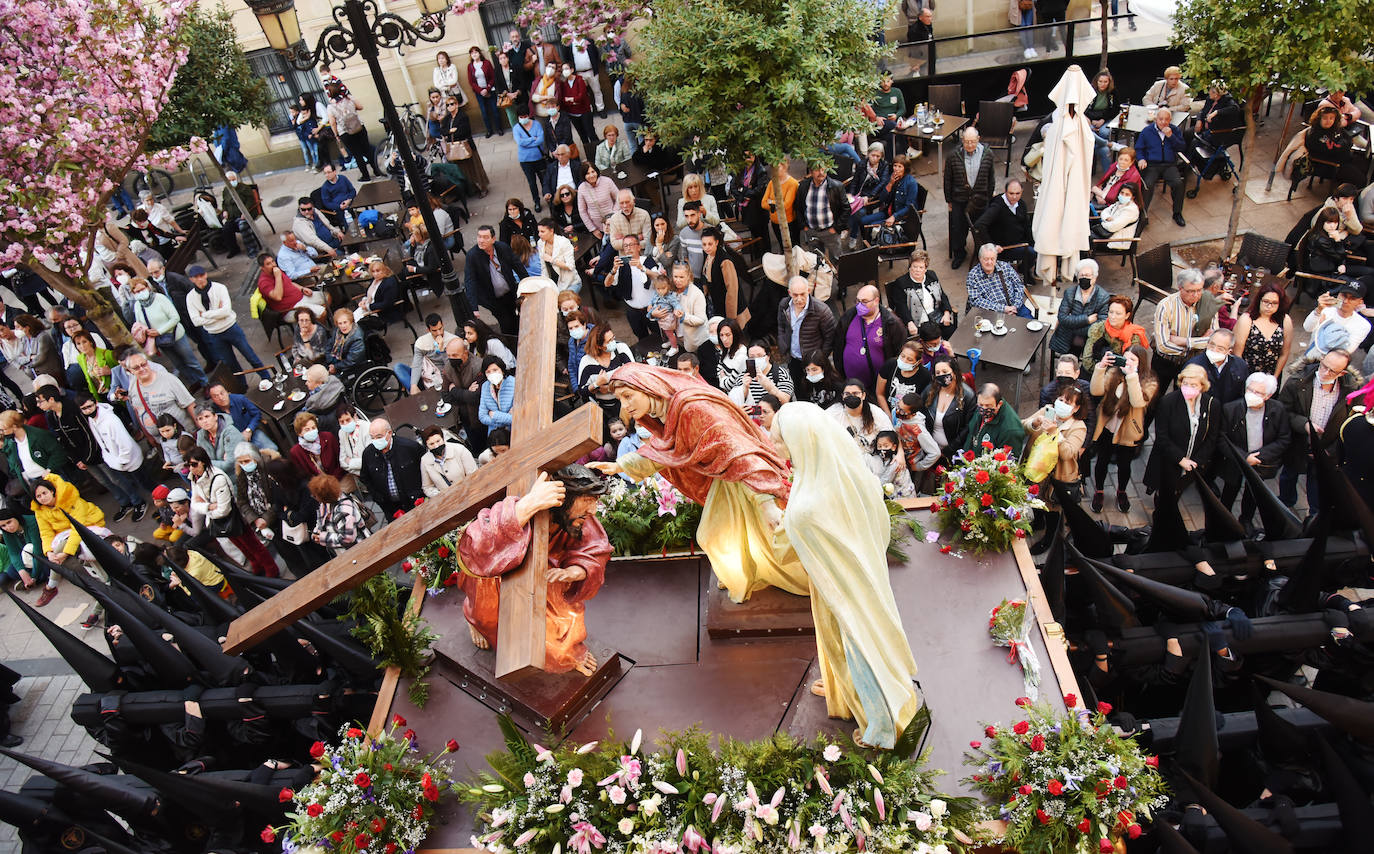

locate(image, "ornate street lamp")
[[245, 0, 470, 322]]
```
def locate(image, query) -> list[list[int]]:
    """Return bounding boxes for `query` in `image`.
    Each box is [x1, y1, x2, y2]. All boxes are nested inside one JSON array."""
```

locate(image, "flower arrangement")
[[463, 718, 979, 854], [264, 717, 459, 854], [598, 474, 704, 557], [933, 443, 1045, 555], [988, 598, 1041, 700], [401, 531, 466, 596], [964, 697, 1169, 854]]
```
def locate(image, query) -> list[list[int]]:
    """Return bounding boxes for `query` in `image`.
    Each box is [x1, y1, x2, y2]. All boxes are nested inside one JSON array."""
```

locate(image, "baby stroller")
[[1182, 124, 1246, 198]]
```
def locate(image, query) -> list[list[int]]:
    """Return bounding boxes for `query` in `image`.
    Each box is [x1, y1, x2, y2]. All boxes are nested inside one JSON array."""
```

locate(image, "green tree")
[[1172, 0, 1374, 255], [149, 3, 271, 245], [634, 0, 893, 274]]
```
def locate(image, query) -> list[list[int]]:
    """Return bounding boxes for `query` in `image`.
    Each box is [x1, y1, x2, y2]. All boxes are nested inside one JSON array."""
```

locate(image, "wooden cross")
[[222, 287, 604, 679]]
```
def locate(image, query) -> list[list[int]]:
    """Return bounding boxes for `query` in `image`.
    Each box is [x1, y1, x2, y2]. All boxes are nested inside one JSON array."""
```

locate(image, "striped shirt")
[[1153, 292, 1212, 360]]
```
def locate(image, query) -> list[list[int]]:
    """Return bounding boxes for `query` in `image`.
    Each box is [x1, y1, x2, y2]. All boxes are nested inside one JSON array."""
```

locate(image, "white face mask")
[[487, 371, 504, 386], [1244, 391, 1265, 409], [569, 326, 587, 340], [1206, 349, 1227, 366], [805, 371, 824, 384], [562, 68, 574, 79], [1052, 399, 1074, 420], [115, 272, 131, 285]]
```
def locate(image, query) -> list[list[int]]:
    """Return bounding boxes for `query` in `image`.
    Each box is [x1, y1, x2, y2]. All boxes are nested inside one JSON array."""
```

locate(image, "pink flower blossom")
[[568, 821, 606, 854]]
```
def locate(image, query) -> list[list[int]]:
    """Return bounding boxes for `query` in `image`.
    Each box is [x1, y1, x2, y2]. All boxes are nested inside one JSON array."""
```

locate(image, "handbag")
[[281, 522, 308, 545], [446, 139, 473, 161], [210, 508, 245, 538], [1024, 431, 1061, 483], [875, 223, 906, 246]]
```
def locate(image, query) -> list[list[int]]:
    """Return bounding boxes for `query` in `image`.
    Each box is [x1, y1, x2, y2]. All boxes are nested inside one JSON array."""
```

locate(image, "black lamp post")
[[245, 0, 471, 323]]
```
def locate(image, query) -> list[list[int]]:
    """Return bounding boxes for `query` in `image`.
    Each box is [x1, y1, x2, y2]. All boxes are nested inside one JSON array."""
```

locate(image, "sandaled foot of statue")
[[852, 728, 877, 749], [810, 678, 826, 698], [470, 624, 490, 650], [574, 648, 598, 676]]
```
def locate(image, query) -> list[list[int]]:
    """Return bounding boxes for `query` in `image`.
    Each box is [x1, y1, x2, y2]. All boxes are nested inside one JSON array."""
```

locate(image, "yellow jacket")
[[32, 474, 107, 556]]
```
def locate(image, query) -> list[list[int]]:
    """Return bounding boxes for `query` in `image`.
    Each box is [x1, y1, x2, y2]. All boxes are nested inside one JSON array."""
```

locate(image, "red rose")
[[1014, 529, 1027, 538], [1113, 776, 1128, 789], [401, 560, 413, 572], [386, 845, 398, 854], [1099, 840, 1114, 853], [309, 741, 326, 758], [993, 451, 1007, 462], [414, 497, 425, 506], [371, 817, 387, 833], [982, 441, 994, 450], [260, 827, 276, 843], [1047, 780, 1063, 796], [1018, 784, 1032, 795], [1014, 696, 1031, 707], [1028, 483, 1039, 495], [355, 832, 371, 848], [969, 740, 982, 749], [981, 493, 994, 507], [278, 787, 294, 803], [965, 450, 976, 461], [1036, 808, 1051, 824], [944, 481, 956, 493], [974, 470, 990, 484], [403, 728, 417, 742], [393, 509, 404, 519], [953, 497, 965, 507], [1063, 693, 1078, 708], [985, 725, 997, 738], [940, 545, 952, 554], [413, 805, 425, 820], [331, 831, 345, 844], [346, 727, 363, 738], [446, 739, 460, 752], [307, 803, 323, 817], [355, 772, 372, 787], [998, 465, 1010, 474], [1003, 445, 1012, 453], [960, 521, 971, 531], [1030, 734, 1046, 752], [1145, 755, 1159, 767], [1128, 824, 1142, 839], [436, 546, 450, 558], [1077, 818, 1090, 833], [1097, 701, 1113, 715], [443, 572, 458, 587], [385, 763, 393, 771], [1013, 720, 1029, 735], [392, 713, 407, 727], [935, 465, 945, 475]]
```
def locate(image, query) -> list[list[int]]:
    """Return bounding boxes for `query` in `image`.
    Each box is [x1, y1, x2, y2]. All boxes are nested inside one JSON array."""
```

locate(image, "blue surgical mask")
[[339, 421, 357, 434], [896, 358, 916, 372], [241, 461, 258, 473], [301, 429, 319, 443], [370, 436, 389, 451]]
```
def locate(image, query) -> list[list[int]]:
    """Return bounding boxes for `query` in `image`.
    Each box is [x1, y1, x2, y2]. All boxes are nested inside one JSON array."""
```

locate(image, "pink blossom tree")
[[451, 0, 645, 50], [0, 0, 201, 343]]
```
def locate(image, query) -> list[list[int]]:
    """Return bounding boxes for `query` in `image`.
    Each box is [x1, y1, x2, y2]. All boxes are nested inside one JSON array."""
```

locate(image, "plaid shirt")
[[805, 180, 833, 230], [1311, 382, 1340, 433], [965, 261, 1024, 311]]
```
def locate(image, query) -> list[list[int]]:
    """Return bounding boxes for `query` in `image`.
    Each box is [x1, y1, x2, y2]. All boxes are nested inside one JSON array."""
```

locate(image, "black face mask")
[[1078, 277, 1093, 290], [449, 358, 466, 374], [842, 393, 863, 409], [430, 446, 445, 458], [934, 373, 953, 387], [878, 448, 896, 463], [980, 405, 998, 420]]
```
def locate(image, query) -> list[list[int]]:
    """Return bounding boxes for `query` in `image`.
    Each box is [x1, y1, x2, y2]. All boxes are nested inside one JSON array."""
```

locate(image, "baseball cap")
[[186, 264, 207, 277], [165, 487, 190, 503], [1334, 279, 1366, 298], [150, 484, 170, 500]]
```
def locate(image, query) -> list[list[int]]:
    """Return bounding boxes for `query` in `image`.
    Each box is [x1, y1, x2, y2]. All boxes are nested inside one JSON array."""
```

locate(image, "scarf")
[[1102, 318, 1148, 349], [299, 435, 322, 455], [244, 470, 269, 515]]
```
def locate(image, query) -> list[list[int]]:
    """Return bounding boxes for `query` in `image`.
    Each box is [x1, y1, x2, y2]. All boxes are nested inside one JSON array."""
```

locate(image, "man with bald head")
[[833, 284, 905, 391], [276, 231, 325, 278], [776, 276, 837, 387], [359, 416, 426, 518]]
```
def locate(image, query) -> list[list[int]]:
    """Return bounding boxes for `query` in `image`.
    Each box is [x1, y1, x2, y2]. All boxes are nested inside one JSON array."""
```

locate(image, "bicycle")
[[121, 166, 175, 200], [376, 101, 440, 166]]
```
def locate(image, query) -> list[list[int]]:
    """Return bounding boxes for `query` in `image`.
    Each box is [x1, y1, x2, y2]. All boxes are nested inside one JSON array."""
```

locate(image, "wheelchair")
[[339, 331, 407, 415]]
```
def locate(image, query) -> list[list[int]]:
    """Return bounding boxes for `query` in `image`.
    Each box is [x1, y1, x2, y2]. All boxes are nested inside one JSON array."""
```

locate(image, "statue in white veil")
[[770, 401, 922, 749], [1032, 64, 1097, 285]]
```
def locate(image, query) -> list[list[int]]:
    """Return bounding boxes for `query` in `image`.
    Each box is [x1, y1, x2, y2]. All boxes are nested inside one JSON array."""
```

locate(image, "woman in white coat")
[[1090, 182, 1140, 250], [419, 425, 477, 497], [536, 220, 580, 292]]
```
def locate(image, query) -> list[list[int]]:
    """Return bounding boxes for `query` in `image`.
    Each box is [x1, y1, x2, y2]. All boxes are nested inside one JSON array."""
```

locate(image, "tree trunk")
[[1223, 88, 1261, 258], [1099, 1, 1110, 73], [206, 148, 269, 253], [773, 169, 797, 279], [29, 264, 132, 349]]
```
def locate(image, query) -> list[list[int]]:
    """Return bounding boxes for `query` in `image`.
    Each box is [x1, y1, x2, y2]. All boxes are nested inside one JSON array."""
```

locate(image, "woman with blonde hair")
[[1144, 362, 1218, 498], [675, 173, 721, 228]]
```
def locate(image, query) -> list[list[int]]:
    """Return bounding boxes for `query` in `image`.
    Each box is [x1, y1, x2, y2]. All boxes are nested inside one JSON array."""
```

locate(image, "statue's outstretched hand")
[[515, 471, 566, 526], [547, 565, 588, 583], [586, 461, 621, 477]]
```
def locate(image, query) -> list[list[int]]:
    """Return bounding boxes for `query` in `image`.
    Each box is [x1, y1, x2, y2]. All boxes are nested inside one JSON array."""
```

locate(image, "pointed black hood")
[[1178, 770, 1296, 854], [190, 548, 291, 593], [167, 563, 242, 625], [1064, 541, 1139, 630], [1275, 514, 1329, 613], [1192, 476, 1246, 543], [1093, 560, 1216, 620], [1255, 675, 1374, 745], [105, 753, 287, 819], [292, 620, 382, 681], [1055, 481, 1114, 558], [1040, 522, 1066, 624], [5, 592, 121, 691], [1311, 429, 1374, 541], [1250, 682, 1311, 767], [1145, 497, 1193, 553], [1173, 650, 1218, 790], [145, 603, 250, 685], [0, 790, 142, 854], [1219, 438, 1303, 539], [64, 512, 138, 587], [1151, 818, 1203, 854], [1312, 731, 1374, 853], [0, 747, 158, 819]]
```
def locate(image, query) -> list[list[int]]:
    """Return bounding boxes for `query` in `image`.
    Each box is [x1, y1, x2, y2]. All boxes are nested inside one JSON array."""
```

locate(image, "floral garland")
[[964, 698, 1169, 854], [988, 598, 1041, 700], [463, 719, 980, 854], [933, 443, 1045, 555], [264, 716, 459, 854], [599, 474, 703, 557], [401, 531, 466, 596]]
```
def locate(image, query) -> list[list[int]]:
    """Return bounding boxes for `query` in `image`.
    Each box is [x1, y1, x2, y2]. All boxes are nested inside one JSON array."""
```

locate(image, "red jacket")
[[289, 431, 345, 479], [467, 59, 497, 98], [560, 74, 592, 116]]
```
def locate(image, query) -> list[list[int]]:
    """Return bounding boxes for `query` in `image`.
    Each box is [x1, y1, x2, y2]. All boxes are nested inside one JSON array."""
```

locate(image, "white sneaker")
[[1024, 47, 1038, 59]]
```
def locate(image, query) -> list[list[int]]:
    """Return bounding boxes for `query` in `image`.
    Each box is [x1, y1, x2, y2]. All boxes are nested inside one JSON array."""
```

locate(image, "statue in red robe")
[[457, 465, 612, 675]]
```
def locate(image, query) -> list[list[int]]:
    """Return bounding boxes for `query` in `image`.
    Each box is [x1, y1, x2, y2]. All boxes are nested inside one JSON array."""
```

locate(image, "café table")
[[948, 307, 1051, 408], [350, 178, 404, 211], [610, 159, 683, 213], [383, 388, 446, 432], [1108, 104, 1191, 143], [243, 367, 312, 447], [895, 114, 971, 175]]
